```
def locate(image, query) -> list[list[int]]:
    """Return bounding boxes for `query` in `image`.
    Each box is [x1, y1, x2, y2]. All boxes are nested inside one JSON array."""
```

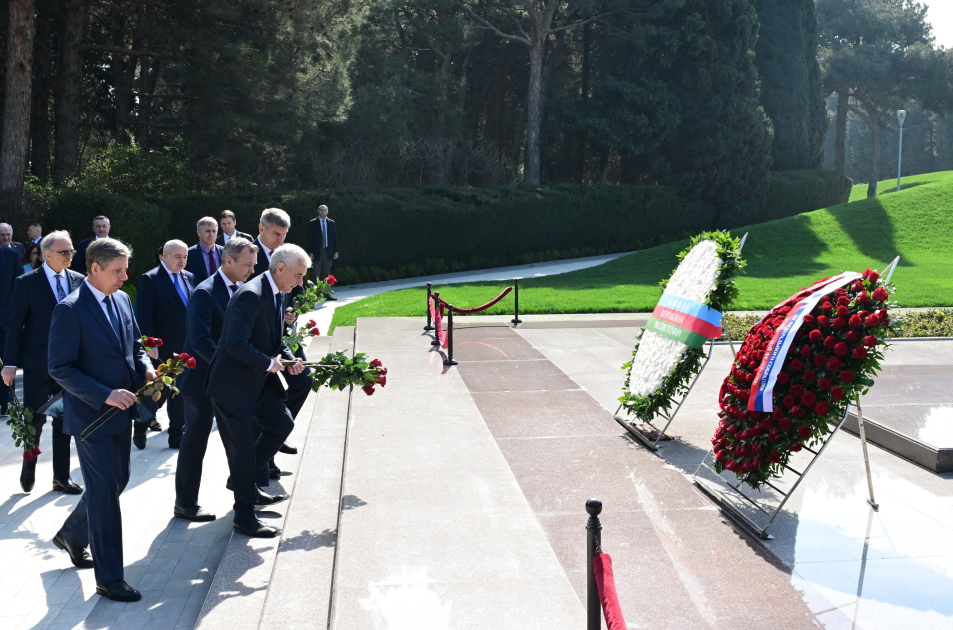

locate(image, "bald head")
[[0, 223, 12, 247], [161, 239, 188, 273]]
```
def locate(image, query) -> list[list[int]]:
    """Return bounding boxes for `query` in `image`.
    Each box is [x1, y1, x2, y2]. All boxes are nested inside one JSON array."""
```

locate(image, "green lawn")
[[330, 172, 953, 332]]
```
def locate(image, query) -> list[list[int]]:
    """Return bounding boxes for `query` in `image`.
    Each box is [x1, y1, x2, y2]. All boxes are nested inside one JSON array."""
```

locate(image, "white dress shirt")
[[257, 238, 274, 262], [43, 263, 72, 302], [84, 280, 121, 341], [263, 271, 285, 371], [222, 231, 234, 244], [217, 268, 241, 297]]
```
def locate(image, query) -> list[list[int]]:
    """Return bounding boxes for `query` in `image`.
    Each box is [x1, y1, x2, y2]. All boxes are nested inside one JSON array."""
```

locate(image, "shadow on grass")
[[829, 195, 908, 268]]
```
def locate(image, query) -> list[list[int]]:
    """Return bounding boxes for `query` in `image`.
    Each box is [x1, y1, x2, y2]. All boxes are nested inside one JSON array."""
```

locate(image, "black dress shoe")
[[133, 424, 147, 450], [269, 466, 282, 479], [95, 580, 142, 602], [53, 531, 94, 568], [233, 519, 280, 538], [148, 420, 162, 432], [278, 442, 298, 455], [256, 491, 289, 506], [168, 439, 181, 449], [53, 479, 83, 495], [20, 459, 36, 493], [174, 505, 217, 521]]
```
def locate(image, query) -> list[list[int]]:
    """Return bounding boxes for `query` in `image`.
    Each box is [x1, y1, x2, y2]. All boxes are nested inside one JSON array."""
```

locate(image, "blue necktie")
[[104, 296, 124, 351], [172, 273, 189, 306], [321, 220, 327, 248], [276, 293, 284, 339], [54, 274, 67, 302]]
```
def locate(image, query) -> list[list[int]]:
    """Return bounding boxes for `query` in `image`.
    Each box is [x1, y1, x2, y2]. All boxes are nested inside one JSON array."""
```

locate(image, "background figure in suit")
[[0, 222, 26, 261], [2, 231, 84, 494], [206, 244, 309, 538], [174, 237, 259, 522], [136, 240, 193, 449], [70, 215, 112, 273], [0, 243, 24, 415], [186, 216, 224, 284], [50, 238, 156, 602], [27, 222, 42, 245], [306, 205, 338, 292], [216, 210, 253, 246]]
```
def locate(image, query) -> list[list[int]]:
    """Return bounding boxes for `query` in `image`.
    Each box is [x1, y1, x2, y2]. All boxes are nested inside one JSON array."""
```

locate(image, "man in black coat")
[[0, 241, 23, 415], [70, 215, 112, 273], [207, 243, 308, 537], [136, 240, 193, 449], [306, 205, 338, 291], [2, 231, 84, 494], [185, 216, 224, 284], [49, 238, 156, 602], [215, 209, 253, 246], [173, 237, 258, 522]]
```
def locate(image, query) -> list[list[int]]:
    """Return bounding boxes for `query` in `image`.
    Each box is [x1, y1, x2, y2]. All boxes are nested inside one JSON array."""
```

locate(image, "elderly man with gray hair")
[[186, 216, 224, 283], [205, 243, 309, 538], [3, 230, 84, 494]]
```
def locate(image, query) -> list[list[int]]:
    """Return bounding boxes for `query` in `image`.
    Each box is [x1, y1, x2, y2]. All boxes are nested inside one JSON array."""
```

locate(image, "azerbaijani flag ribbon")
[[645, 293, 724, 349], [747, 273, 862, 412]]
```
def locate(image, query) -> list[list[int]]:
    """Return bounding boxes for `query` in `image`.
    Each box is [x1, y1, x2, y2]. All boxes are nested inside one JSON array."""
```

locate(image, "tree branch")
[[79, 44, 172, 60], [458, 4, 529, 46]]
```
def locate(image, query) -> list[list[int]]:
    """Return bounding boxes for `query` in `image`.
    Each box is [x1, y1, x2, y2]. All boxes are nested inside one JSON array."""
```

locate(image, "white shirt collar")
[[264, 271, 281, 302], [257, 238, 273, 261], [160, 261, 178, 277], [217, 267, 242, 295], [42, 262, 65, 281], [84, 279, 108, 303]]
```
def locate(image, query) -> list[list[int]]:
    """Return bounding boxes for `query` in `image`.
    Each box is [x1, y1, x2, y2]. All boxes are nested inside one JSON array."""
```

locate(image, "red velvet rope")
[[430, 296, 448, 349], [436, 286, 513, 314], [593, 553, 627, 630]]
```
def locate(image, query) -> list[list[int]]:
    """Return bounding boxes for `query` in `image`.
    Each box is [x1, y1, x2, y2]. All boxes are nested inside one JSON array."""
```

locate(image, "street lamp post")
[[897, 110, 906, 192]]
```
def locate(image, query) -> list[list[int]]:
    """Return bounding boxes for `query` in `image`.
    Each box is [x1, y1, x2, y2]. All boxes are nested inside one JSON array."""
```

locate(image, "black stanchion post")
[[511, 278, 522, 327], [586, 499, 603, 630], [424, 283, 434, 331], [431, 292, 442, 347], [444, 305, 458, 366]]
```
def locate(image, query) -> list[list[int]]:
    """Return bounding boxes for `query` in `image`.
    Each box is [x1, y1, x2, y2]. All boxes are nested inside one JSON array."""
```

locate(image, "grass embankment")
[[330, 172, 953, 333]]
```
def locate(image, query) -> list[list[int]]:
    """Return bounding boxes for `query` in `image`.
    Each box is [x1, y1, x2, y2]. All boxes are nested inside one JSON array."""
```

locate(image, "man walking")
[[3, 231, 84, 494], [136, 240, 193, 449], [206, 244, 308, 537], [306, 205, 338, 295], [49, 238, 156, 602], [0, 240, 23, 415], [174, 237, 258, 522], [71, 215, 112, 273], [186, 217, 224, 284], [216, 210, 253, 246]]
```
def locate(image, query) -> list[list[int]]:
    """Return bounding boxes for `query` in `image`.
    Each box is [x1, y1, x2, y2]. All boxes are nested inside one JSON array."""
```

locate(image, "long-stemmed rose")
[[284, 319, 321, 352], [280, 352, 386, 396], [710, 269, 895, 488], [2, 359, 38, 460]]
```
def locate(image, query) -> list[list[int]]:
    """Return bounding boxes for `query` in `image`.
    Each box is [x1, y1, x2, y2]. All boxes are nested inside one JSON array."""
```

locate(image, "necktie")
[[104, 296, 124, 350], [54, 274, 66, 302], [172, 273, 189, 306], [276, 293, 284, 339], [207, 248, 218, 275], [229, 284, 238, 294], [321, 220, 328, 248]]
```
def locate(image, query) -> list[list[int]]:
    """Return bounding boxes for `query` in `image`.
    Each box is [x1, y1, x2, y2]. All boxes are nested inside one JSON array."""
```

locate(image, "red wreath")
[[711, 269, 893, 488]]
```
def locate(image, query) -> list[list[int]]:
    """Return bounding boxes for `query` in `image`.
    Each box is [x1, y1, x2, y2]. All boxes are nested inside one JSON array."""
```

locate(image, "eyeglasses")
[[55, 250, 77, 257]]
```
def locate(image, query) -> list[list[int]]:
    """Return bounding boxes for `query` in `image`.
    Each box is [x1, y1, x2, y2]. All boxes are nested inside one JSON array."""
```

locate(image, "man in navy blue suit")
[[185, 217, 224, 284], [173, 237, 258, 522], [3, 231, 84, 494], [136, 240, 193, 449], [49, 238, 157, 602], [0, 240, 23, 416], [207, 244, 308, 537], [70, 215, 112, 274]]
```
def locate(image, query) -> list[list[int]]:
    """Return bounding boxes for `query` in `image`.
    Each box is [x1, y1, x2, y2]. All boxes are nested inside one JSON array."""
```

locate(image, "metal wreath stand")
[[614, 233, 747, 451], [692, 256, 900, 540]]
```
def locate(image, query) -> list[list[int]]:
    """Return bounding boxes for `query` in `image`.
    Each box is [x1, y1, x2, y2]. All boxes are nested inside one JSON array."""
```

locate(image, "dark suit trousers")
[[60, 423, 132, 584], [314, 247, 333, 282], [23, 370, 72, 482], [138, 388, 185, 442], [175, 395, 219, 509], [0, 330, 9, 411], [212, 383, 294, 523]]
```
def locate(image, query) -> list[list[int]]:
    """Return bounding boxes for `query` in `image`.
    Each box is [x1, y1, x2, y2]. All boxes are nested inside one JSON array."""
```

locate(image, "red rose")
[[840, 370, 855, 383], [827, 357, 842, 372], [871, 286, 888, 301], [306, 320, 317, 328], [801, 391, 816, 407], [187, 357, 197, 369], [863, 268, 871, 280], [716, 450, 727, 461], [746, 372, 754, 383], [809, 329, 822, 342], [739, 429, 750, 441], [837, 295, 850, 306], [791, 406, 806, 418], [779, 418, 792, 430], [800, 344, 812, 357], [852, 280, 865, 292], [727, 424, 738, 434], [179, 353, 190, 362], [868, 270, 881, 283], [776, 372, 790, 384], [370, 359, 383, 367], [831, 387, 845, 401], [821, 302, 833, 313], [326, 274, 337, 286], [769, 429, 780, 442], [156, 339, 163, 347], [804, 371, 816, 383], [797, 425, 811, 439], [790, 385, 804, 396], [783, 395, 796, 408], [750, 425, 762, 437], [846, 331, 858, 342], [790, 359, 804, 372], [715, 428, 726, 439], [834, 342, 849, 356], [804, 315, 815, 325], [760, 419, 773, 431], [863, 335, 878, 347], [363, 384, 375, 396], [818, 377, 831, 390], [864, 314, 881, 327], [815, 401, 830, 416], [769, 450, 781, 463], [751, 457, 762, 470], [813, 354, 827, 368], [792, 444, 803, 452], [311, 327, 321, 336], [740, 445, 751, 457], [817, 315, 831, 327], [824, 335, 836, 349], [836, 305, 850, 317], [377, 375, 387, 387], [848, 315, 863, 328], [857, 292, 870, 305], [772, 409, 785, 420], [832, 317, 846, 330], [853, 347, 868, 359]]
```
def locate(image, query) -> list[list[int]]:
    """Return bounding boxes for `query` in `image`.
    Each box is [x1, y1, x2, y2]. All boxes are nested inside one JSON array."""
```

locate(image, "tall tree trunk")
[[834, 91, 848, 174], [1, 0, 37, 220], [53, 0, 87, 185], [867, 115, 880, 198], [29, 12, 52, 182], [576, 21, 590, 182], [524, 38, 544, 185]]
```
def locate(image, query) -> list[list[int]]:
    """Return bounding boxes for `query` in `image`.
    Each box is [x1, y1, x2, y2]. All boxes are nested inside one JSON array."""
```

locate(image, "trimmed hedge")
[[43, 169, 850, 285]]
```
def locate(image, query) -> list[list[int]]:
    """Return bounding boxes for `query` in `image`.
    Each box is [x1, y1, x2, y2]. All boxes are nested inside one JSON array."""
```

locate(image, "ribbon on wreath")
[[747, 272, 862, 412], [644, 293, 724, 349]]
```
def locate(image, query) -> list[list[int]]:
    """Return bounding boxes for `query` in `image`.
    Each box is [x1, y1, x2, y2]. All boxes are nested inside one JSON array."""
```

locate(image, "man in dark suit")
[[215, 210, 253, 246], [136, 240, 193, 449], [27, 222, 43, 245], [70, 215, 112, 273], [207, 243, 308, 537], [0, 239, 23, 415], [2, 231, 84, 494], [174, 237, 259, 522], [0, 222, 26, 261], [186, 216, 224, 284], [306, 205, 338, 294], [49, 238, 156, 602]]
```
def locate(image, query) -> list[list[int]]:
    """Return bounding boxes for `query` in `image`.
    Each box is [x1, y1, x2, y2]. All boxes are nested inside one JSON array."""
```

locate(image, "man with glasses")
[[2, 232, 84, 493]]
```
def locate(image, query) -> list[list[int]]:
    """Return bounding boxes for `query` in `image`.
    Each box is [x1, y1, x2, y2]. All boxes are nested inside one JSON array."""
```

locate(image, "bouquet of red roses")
[[711, 269, 894, 488], [1, 359, 39, 461], [281, 352, 386, 396], [284, 319, 321, 353]]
